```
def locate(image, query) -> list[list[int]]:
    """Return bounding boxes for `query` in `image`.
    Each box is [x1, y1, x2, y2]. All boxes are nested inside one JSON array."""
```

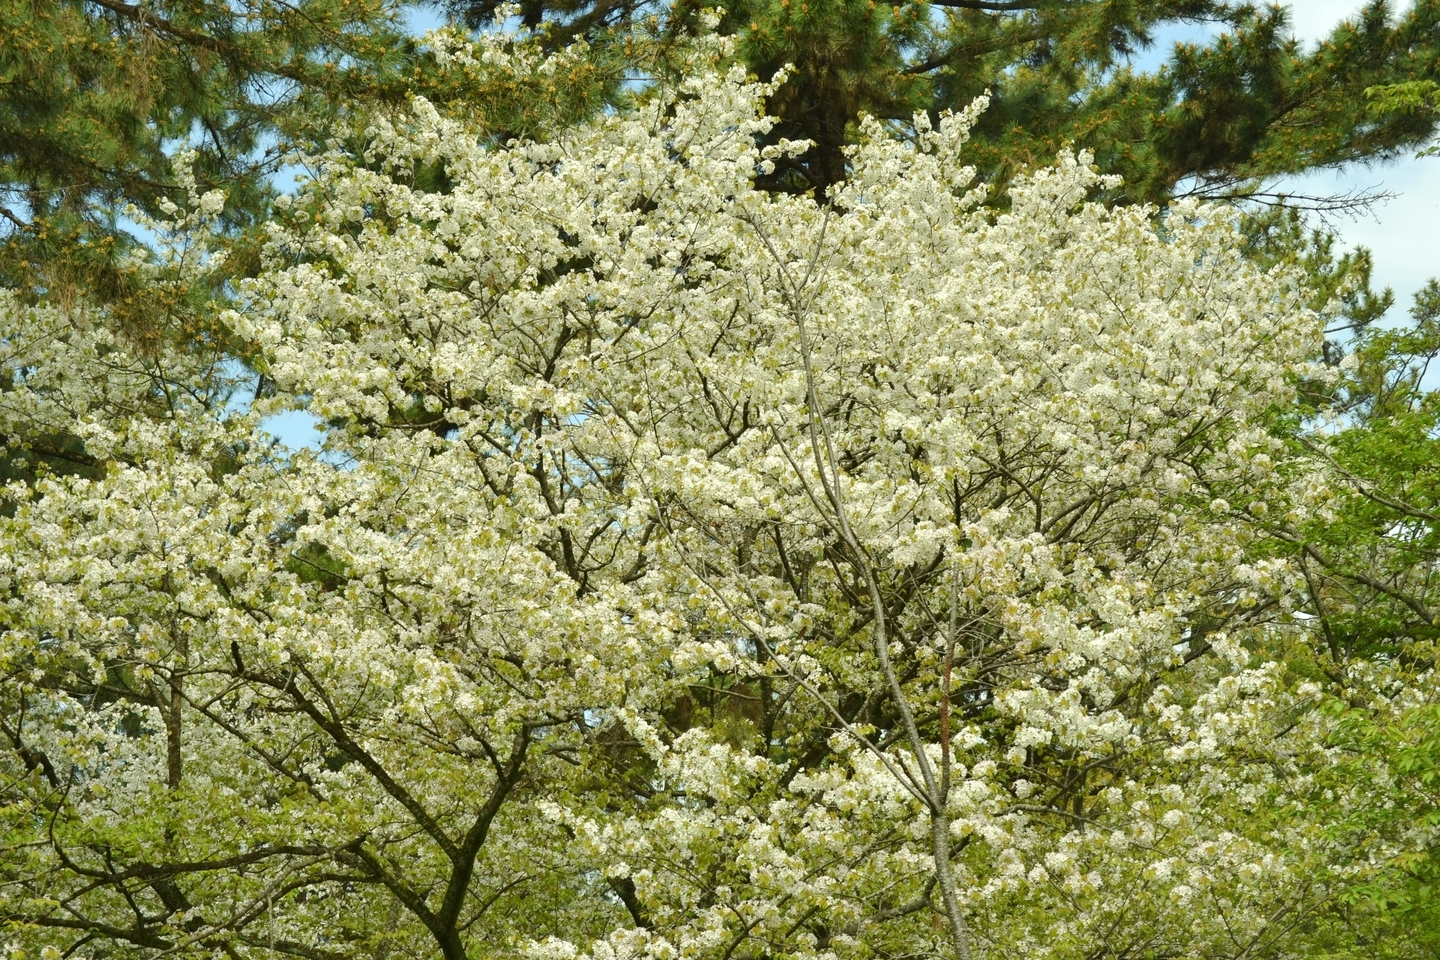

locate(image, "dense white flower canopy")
[[0, 33, 1406, 960]]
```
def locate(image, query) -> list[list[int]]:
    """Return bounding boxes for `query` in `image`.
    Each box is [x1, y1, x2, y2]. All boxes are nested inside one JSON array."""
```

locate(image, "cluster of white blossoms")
[[3, 30, 1429, 960]]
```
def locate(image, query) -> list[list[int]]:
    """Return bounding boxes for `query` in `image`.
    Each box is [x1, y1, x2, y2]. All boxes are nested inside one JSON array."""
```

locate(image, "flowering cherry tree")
[[0, 33, 1412, 960]]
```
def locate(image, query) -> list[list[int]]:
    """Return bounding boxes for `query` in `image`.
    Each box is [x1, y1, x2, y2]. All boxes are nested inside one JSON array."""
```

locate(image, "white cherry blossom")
[[2, 31, 1425, 960]]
